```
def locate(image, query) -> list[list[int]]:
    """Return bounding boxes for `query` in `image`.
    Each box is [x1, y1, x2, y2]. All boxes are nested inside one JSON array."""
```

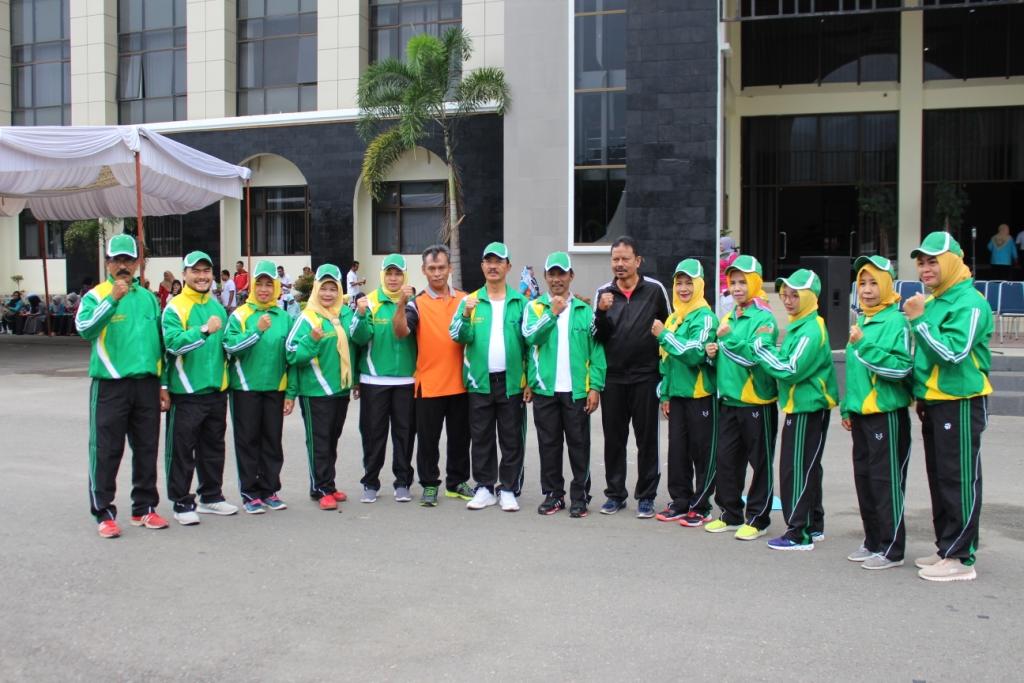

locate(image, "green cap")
[[673, 258, 704, 279], [315, 263, 342, 282], [381, 254, 408, 272], [853, 255, 895, 280], [775, 268, 821, 297], [482, 242, 509, 260], [911, 231, 964, 258], [106, 234, 138, 259], [544, 251, 572, 272], [725, 254, 763, 277], [182, 250, 213, 269], [253, 259, 278, 281]]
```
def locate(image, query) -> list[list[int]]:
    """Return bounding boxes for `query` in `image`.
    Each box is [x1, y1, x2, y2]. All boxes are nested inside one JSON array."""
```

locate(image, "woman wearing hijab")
[[285, 264, 360, 511], [703, 255, 779, 541], [904, 231, 992, 582], [840, 256, 913, 570], [350, 254, 418, 504], [223, 260, 297, 514], [718, 237, 739, 316], [987, 223, 1018, 280], [651, 259, 719, 527], [752, 269, 839, 551]]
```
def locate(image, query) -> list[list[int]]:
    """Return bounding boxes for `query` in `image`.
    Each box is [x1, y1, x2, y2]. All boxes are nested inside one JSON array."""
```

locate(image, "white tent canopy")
[[0, 125, 251, 220]]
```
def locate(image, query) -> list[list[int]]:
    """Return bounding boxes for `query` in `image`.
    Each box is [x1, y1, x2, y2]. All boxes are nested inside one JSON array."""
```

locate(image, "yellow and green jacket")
[[841, 303, 913, 418], [449, 285, 528, 397], [521, 294, 606, 400], [752, 312, 839, 414], [350, 288, 417, 379], [161, 286, 228, 395], [910, 279, 993, 402], [657, 307, 718, 401], [76, 276, 162, 380], [716, 302, 778, 406], [285, 307, 358, 397], [223, 302, 296, 397]]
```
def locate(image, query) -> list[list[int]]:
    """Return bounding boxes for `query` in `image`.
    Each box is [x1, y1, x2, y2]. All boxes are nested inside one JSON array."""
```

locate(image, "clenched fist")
[[310, 325, 325, 342], [849, 324, 863, 344], [549, 295, 567, 316], [651, 320, 665, 337], [257, 313, 271, 332], [462, 296, 479, 317], [205, 315, 222, 334], [111, 280, 130, 301], [356, 297, 368, 315], [903, 293, 926, 320], [398, 285, 415, 306], [705, 342, 718, 359], [597, 292, 614, 311]]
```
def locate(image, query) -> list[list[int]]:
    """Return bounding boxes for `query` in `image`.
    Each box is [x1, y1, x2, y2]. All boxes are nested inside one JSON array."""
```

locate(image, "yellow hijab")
[[931, 250, 973, 299], [376, 266, 407, 304], [731, 271, 768, 313], [666, 274, 710, 333], [857, 264, 900, 317], [305, 277, 352, 387], [782, 287, 819, 323], [245, 274, 281, 312]]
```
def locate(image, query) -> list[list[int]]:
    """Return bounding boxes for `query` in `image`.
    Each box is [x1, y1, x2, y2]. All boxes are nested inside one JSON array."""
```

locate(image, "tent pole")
[[245, 179, 252, 276], [135, 151, 146, 283], [37, 220, 52, 336]]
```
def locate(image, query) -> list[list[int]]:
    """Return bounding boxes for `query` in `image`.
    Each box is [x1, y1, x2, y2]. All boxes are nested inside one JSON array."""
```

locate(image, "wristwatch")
[[200, 324, 210, 335]]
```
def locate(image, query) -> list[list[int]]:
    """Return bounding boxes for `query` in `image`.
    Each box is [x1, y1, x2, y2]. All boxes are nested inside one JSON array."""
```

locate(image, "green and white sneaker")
[[445, 482, 475, 501], [420, 486, 439, 507]]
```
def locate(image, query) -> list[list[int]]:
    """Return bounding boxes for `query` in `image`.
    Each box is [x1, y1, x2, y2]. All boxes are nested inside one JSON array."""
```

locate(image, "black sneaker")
[[569, 501, 589, 518], [655, 505, 686, 522], [537, 496, 566, 515]]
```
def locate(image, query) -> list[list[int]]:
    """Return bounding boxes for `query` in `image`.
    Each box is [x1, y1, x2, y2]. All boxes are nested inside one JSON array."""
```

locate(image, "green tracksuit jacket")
[[76, 276, 163, 380], [350, 288, 417, 379], [657, 307, 718, 401], [223, 302, 296, 397], [841, 303, 913, 418], [449, 284, 528, 397], [752, 312, 839, 414], [910, 278, 993, 402], [285, 307, 358, 397], [161, 286, 229, 395], [521, 294, 606, 400], [716, 302, 779, 406]]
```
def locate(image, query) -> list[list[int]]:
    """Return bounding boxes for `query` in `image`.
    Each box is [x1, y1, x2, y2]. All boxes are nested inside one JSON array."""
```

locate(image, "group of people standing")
[[79, 230, 990, 583]]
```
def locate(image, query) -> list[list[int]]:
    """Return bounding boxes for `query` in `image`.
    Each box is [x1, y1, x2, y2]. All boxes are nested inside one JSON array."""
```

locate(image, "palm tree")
[[357, 27, 510, 288]]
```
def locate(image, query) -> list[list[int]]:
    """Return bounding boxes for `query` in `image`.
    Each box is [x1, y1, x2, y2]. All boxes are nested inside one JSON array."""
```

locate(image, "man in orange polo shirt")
[[393, 244, 473, 506]]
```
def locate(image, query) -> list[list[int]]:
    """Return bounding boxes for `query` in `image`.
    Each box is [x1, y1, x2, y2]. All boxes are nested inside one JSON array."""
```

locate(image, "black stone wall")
[[625, 0, 718, 285], [166, 113, 503, 292]]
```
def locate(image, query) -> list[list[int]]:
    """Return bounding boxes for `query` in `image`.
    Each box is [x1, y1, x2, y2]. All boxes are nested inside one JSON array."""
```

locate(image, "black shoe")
[[569, 501, 589, 518], [537, 495, 565, 515]]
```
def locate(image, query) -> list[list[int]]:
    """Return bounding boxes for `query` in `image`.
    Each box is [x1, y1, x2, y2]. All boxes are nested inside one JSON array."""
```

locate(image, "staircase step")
[[990, 353, 1024, 372], [990, 371, 1024, 393], [987, 391, 1024, 417]]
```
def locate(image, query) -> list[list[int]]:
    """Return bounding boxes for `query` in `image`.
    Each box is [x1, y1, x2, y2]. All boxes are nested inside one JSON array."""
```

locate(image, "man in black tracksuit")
[[593, 236, 670, 518]]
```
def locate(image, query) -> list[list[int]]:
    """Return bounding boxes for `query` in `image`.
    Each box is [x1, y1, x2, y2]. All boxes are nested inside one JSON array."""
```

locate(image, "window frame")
[[241, 185, 311, 256], [371, 180, 448, 255], [18, 215, 68, 260], [116, 0, 188, 124], [11, 0, 72, 126], [236, 1, 318, 116], [369, 0, 463, 64]]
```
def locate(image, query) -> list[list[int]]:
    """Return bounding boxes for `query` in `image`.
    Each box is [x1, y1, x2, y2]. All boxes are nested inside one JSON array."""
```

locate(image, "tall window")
[[242, 187, 310, 255], [19, 212, 68, 259], [369, 0, 462, 63], [11, 0, 71, 125], [237, 0, 317, 115], [126, 216, 183, 257], [118, 0, 187, 123], [573, 0, 626, 246], [373, 181, 446, 254], [923, 4, 1024, 81]]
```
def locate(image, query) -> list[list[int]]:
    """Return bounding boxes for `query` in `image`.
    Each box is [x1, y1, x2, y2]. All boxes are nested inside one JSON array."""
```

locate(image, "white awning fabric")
[[0, 125, 251, 220]]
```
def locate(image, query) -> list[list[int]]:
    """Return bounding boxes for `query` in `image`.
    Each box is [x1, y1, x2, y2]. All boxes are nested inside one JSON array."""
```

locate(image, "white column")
[[897, 9, 924, 280], [187, 0, 236, 119], [0, 1, 11, 123], [70, 0, 117, 125], [321, 0, 367, 110], [463, 0, 504, 71]]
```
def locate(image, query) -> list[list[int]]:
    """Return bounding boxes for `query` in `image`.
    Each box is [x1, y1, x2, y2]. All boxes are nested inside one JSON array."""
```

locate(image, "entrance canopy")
[[0, 125, 251, 219]]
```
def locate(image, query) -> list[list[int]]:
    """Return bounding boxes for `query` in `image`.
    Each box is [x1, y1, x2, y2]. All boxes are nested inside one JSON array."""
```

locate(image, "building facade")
[[1, 0, 1022, 300]]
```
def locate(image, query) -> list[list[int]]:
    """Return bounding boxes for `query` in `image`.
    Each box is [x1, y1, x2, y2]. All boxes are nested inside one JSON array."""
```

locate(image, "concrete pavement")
[[1, 338, 1022, 681]]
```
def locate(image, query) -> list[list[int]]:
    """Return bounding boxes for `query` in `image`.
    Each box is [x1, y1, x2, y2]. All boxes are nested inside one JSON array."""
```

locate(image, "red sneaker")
[[679, 511, 709, 527], [130, 512, 169, 529], [319, 495, 338, 511], [332, 490, 348, 502], [97, 520, 121, 538]]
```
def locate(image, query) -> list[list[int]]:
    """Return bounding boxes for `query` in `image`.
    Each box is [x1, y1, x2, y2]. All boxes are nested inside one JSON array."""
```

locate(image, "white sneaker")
[[499, 491, 520, 512], [197, 501, 238, 516], [466, 488, 498, 510], [174, 510, 200, 526]]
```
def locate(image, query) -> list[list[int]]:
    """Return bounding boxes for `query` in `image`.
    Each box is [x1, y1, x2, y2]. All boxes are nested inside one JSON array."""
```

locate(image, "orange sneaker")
[[130, 512, 169, 529], [97, 520, 121, 538], [332, 490, 348, 502], [319, 495, 338, 511]]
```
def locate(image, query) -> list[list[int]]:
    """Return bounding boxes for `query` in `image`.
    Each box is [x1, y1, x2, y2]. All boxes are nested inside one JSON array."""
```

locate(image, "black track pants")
[[533, 392, 592, 504], [87, 377, 161, 521], [666, 395, 718, 514], [851, 408, 911, 560], [601, 380, 660, 502], [468, 373, 525, 494], [714, 402, 778, 528], [921, 397, 986, 566], [779, 410, 830, 544], [358, 383, 415, 491], [415, 392, 471, 490], [230, 390, 285, 502], [299, 395, 349, 498], [165, 392, 228, 513]]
